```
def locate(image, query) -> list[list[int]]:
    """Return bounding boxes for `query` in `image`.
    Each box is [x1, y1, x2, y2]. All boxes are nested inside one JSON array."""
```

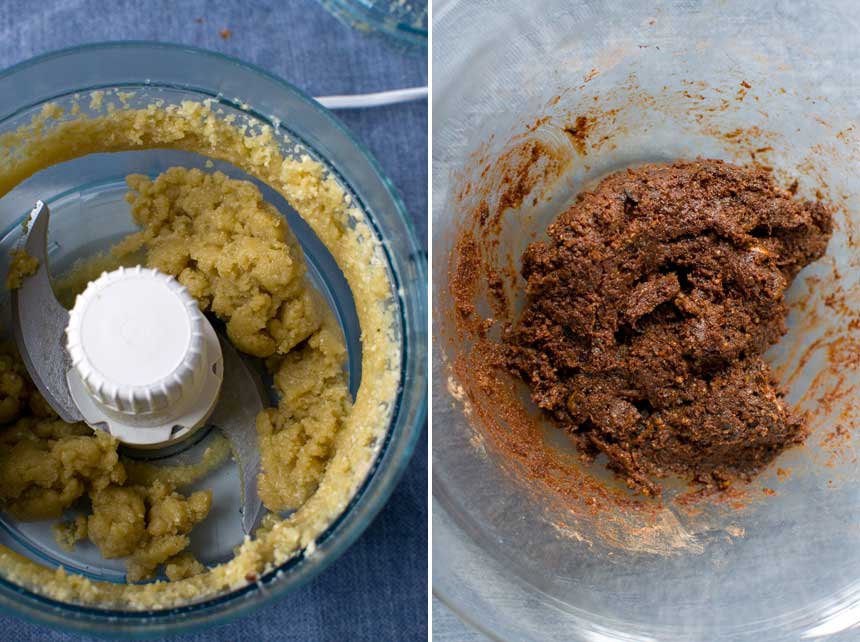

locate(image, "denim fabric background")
[[0, 1, 427, 639]]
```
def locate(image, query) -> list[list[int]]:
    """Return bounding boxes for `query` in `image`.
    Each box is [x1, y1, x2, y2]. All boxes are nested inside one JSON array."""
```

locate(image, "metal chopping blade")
[[210, 335, 266, 534], [10, 201, 264, 534], [11, 202, 81, 423]]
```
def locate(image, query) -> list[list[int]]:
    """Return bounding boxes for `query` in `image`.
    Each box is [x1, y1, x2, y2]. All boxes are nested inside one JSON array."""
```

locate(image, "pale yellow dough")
[[0, 166, 346, 582], [6, 248, 38, 290], [118, 167, 351, 512], [0, 92, 400, 609], [118, 168, 321, 359]]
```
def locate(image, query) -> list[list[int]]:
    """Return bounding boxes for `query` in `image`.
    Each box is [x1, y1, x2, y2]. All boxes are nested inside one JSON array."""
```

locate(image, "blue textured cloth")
[[0, 1, 427, 640]]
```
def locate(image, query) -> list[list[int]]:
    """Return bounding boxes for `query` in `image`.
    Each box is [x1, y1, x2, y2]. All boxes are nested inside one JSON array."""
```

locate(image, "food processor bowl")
[[433, 1, 860, 640], [0, 42, 426, 636]]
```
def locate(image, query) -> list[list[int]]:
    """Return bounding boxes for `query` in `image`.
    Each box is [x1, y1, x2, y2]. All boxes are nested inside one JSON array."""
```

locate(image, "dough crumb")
[[257, 315, 350, 510], [52, 515, 88, 551], [88, 480, 211, 582], [0, 420, 125, 521], [164, 552, 205, 581], [6, 249, 38, 289]]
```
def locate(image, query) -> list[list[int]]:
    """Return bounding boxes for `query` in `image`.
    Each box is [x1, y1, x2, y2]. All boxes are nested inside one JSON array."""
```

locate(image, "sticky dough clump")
[[117, 168, 321, 358]]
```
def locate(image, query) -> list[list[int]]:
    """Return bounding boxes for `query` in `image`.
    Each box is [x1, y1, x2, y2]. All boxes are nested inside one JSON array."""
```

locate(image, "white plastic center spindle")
[[65, 266, 223, 447]]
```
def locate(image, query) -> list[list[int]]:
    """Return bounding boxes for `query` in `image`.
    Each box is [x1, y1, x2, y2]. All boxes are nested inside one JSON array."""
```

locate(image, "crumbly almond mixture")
[[257, 313, 350, 509], [0, 344, 212, 581], [119, 167, 350, 512], [118, 169, 321, 358], [1, 164, 352, 580], [0, 343, 38, 424], [0, 413, 124, 521], [0, 93, 400, 609]]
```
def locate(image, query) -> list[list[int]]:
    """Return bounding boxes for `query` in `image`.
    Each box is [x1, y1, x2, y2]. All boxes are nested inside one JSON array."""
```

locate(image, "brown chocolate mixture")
[[504, 160, 832, 494]]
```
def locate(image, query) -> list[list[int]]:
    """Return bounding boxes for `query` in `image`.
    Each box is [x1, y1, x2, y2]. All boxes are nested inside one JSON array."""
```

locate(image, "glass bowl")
[[0, 42, 426, 636], [433, 1, 860, 641], [316, 0, 427, 50]]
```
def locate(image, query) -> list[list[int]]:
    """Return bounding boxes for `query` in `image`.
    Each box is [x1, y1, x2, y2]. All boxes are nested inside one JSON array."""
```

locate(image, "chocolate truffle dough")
[[505, 160, 832, 494]]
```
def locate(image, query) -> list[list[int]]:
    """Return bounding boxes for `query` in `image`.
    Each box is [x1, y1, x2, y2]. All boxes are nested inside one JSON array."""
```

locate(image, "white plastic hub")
[[65, 266, 223, 447]]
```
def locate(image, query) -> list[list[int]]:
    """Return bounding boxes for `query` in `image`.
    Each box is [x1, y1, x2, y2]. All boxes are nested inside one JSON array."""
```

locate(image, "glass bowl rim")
[[315, 0, 428, 47]]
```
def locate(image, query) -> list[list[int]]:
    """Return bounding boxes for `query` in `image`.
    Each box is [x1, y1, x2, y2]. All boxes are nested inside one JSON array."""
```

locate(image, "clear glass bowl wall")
[[0, 42, 426, 636], [433, 1, 860, 641], [316, 0, 428, 50]]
